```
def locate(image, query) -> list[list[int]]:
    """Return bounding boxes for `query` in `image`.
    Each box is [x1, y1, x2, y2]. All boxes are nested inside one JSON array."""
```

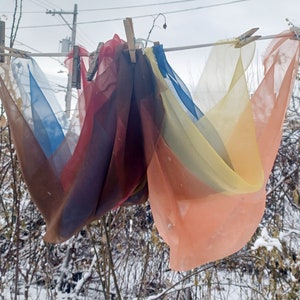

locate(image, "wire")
[[10, 0, 250, 29], [76, 28, 97, 50], [145, 13, 167, 47], [78, 0, 206, 12], [28, 0, 60, 11], [26, 0, 50, 11], [11, 37, 64, 64], [4, 30, 295, 58], [2, 0, 209, 14]]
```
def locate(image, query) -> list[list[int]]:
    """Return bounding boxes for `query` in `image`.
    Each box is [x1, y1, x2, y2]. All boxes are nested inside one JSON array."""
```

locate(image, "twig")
[[103, 215, 122, 300], [74, 254, 97, 296]]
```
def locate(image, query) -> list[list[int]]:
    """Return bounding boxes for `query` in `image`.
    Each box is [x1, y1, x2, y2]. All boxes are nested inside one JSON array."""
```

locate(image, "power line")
[[26, 0, 50, 11], [9, 0, 249, 29], [78, 0, 209, 12], [28, 0, 60, 11], [11, 36, 64, 64], [1, 0, 218, 14], [1, 0, 62, 13]]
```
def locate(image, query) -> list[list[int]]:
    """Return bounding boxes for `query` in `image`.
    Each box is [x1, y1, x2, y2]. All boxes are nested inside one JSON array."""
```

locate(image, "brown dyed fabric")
[[0, 32, 298, 271]]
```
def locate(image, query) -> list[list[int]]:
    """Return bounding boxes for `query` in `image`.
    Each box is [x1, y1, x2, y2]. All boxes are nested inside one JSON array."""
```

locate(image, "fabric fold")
[[0, 31, 299, 271]]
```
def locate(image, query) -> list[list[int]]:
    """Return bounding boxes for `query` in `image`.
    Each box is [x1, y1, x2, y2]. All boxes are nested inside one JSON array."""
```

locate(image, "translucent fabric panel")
[[145, 33, 299, 270], [9, 58, 67, 157], [145, 46, 264, 194], [11, 58, 68, 133], [0, 31, 298, 271], [0, 37, 159, 243], [193, 41, 255, 113], [153, 44, 203, 120]]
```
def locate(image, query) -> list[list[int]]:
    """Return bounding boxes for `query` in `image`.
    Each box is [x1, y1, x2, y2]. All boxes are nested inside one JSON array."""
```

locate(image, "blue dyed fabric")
[[29, 69, 65, 157], [153, 44, 203, 120]]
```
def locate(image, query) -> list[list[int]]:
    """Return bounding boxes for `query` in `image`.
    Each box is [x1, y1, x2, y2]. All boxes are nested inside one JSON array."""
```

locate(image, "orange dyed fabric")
[[0, 31, 299, 271], [145, 32, 299, 270]]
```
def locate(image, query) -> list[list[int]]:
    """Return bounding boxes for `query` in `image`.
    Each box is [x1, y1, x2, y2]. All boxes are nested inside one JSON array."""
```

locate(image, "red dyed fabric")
[[0, 32, 299, 271]]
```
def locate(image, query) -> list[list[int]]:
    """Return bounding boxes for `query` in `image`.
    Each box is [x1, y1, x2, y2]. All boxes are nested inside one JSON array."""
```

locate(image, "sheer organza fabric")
[[0, 32, 298, 271]]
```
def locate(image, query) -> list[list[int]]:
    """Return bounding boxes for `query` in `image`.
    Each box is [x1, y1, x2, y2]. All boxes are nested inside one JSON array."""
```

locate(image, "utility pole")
[[46, 4, 78, 118]]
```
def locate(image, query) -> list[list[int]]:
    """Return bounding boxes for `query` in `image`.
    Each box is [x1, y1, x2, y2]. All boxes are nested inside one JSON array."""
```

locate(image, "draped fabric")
[[0, 31, 299, 271], [146, 33, 299, 270]]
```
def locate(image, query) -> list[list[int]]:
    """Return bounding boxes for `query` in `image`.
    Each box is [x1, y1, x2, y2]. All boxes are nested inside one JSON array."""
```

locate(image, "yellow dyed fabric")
[[145, 32, 299, 271], [146, 43, 264, 194], [1, 31, 298, 272]]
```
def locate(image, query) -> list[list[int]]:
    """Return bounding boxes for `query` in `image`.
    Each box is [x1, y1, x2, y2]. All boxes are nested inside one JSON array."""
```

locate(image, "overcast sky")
[[1, 0, 300, 88]]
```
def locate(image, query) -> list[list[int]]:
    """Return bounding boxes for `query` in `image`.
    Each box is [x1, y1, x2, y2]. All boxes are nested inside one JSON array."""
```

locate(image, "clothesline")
[[164, 31, 299, 52], [0, 27, 299, 58]]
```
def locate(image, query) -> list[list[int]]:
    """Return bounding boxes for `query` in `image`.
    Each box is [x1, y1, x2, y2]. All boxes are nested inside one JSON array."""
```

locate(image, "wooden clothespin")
[[123, 17, 136, 63], [290, 26, 300, 40], [0, 21, 30, 60], [235, 28, 261, 48], [0, 45, 30, 59], [286, 19, 300, 40], [72, 45, 81, 89], [87, 42, 104, 81]]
